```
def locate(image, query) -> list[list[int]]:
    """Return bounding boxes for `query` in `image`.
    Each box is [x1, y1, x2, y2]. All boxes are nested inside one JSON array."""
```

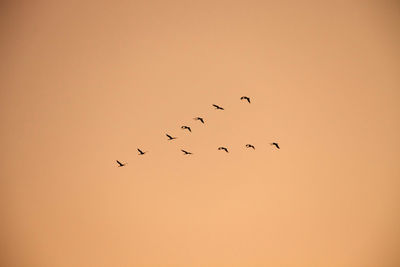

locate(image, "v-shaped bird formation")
[[116, 96, 280, 166]]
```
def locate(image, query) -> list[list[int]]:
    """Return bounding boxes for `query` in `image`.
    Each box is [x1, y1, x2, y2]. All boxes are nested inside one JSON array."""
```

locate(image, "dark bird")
[[270, 142, 280, 149], [240, 96, 251, 103], [246, 144, 255, 149], [212, 104, 224, 110], [181, 126, 192, 132], [166, 134, 177, 140], [116, 160, 126, 167], [181, 149, 193, 155], [137, 148, 146, 155], [218, 147, 229, 153], [193, 117, 205, 124]]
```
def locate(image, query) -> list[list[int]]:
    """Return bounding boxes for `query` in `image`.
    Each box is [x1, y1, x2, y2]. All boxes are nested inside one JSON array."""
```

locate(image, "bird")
[[246, 144, 255, 149], [137, 148, 146, 155], [166, 134, 177, 140], [240, 96, 251, 103], [181, 149, 193, 155], [218, 147, 229, 153], [181, 126, 191, 132], [212, 104, 224, 110], [193, 117, 205, 124], [116, 160, 126, 167], [270, 142, 280, 149]]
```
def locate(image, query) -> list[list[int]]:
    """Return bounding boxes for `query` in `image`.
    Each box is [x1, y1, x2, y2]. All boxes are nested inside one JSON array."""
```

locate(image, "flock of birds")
[[116, 96, 280, 167]]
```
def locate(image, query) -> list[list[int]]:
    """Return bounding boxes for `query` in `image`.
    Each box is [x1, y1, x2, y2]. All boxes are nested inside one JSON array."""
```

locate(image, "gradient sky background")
[[1, 1, 399, 266]]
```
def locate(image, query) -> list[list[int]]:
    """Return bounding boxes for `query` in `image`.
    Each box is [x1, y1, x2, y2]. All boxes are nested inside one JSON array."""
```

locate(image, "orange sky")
[[1, 1, 400, 266]]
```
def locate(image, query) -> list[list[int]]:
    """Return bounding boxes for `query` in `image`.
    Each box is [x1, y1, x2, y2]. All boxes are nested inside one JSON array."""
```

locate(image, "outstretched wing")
[[271, 143, 280, 149], [213, 104, 223, 109], [166, 134, 172, 139], [116, 160, 123, 166], [137, 148, 143, 154], [241, 96, 250, 103], [188, 127, 191, 132], [199, 118, 204, 123]]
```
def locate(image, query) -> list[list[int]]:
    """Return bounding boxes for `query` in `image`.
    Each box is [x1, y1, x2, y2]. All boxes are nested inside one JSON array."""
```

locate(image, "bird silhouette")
[[218, 147, 229, 153], [240, 96, 251, 103], [116, 160, 126, 167], [212, 104, 224, 110], [166, 134, 177, 140], [181, 149, 193, 155], [246, 144, 255, 149], [181, 126, 192, 132], [193, 117, 205, 124], [137, 148, 146, 155], [270, 142, 280, 149]]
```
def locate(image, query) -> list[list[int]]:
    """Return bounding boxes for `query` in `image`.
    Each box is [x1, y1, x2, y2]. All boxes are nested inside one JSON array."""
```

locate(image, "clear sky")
[[1, 1, 399, 266]]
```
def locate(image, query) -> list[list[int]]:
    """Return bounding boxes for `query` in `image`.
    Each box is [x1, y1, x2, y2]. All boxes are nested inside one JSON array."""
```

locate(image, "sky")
[[1, 1, 400, 266]]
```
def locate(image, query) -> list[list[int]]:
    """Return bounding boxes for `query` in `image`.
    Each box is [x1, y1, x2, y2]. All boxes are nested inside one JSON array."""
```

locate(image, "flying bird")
[[181, 149, 193, 155], [270, 142, 280, 149], [193, 117, 205, 124], [212, 104, 224, 110], [246, 144, 255, 149], [181, 126, 191, 132], [240, 96, 251, 103], [166, 134, 177, 140], [218, 147, 229, 153], [137, 148, 146, 155], [116, 160, 126, 167]]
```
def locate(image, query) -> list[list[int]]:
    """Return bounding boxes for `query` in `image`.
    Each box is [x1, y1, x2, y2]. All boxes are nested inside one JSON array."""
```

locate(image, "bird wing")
[[247, 98, 251, 103], [199, 118, 204, 123], [116, 160, 123, 166], [213, 104, 223, 109], [137, 148, 143, 153], [188, 127, 191, 132], [271, 143, 280, 149], [166, 134, 172, 139]]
